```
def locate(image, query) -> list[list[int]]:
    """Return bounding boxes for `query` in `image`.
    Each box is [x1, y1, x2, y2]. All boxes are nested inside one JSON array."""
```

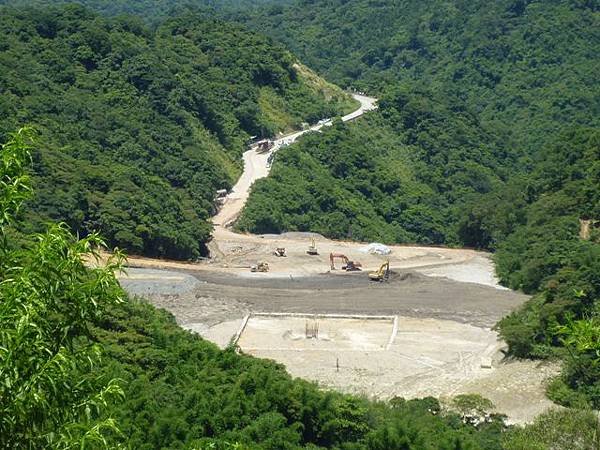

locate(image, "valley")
[[118, 94, 558, 424], [2, 1, 598, 448]]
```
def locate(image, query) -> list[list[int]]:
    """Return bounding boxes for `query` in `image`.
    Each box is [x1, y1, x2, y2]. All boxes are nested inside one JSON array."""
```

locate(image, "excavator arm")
[[330, 253, 348, 270], [369, 260, 390, 281], [330, 253, 361, 271]]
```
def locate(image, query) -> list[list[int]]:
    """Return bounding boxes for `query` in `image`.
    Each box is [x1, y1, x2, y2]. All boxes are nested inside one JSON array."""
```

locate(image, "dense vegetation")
[[2, 0, 599, 445], [236, 0, 600, 407], [11, 129, 599, 450], [0, 5, 354, 259], [237, 86, 513, 245], [238, 0, 599, 241], [494, 128, 600, 407], [239, 0, 599, 152], [0, 0, 291, 19], [0, 129, 125, 448]]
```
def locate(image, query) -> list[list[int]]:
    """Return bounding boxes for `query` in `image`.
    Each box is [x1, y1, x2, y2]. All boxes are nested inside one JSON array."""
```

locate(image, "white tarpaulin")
[[360, 243, 391, 255]]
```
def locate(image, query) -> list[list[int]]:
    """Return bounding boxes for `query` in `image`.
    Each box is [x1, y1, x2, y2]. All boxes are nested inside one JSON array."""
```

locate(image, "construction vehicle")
[[251, 262, 269, 272], [273, 247, 287, 257], [330, 253, 362, 271], [369, 260, 390, 282], [307, 238, 318, 255], [256, 139, 273, 153]]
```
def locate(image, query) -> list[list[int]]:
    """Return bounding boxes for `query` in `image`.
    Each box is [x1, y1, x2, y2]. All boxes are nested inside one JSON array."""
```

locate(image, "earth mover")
[[251, 262, 269, 272], [330, 253, 361, 271], [307, 238, 318, 255], [256, 139, 273, 153], [274, 247, 287, 257], [369, 260, 390, 282]]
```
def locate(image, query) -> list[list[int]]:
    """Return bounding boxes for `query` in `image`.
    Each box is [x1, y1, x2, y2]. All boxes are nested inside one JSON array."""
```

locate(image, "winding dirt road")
[[126, 93, 502, 284], [204, 93, 501, 283], [212, 94, 378, 229]]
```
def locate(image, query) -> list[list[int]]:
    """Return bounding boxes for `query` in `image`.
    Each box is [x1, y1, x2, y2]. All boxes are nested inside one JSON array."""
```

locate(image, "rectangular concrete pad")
[[237, 315, 395, 352]]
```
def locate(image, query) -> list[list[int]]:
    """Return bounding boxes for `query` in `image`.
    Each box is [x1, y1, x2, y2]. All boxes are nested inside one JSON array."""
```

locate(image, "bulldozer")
[[369, 260, 390, 282], [330, 253, 361, 271], [251, 262, 269, 272], [307, 238, 318, 255], [273, 247, 287, 257]]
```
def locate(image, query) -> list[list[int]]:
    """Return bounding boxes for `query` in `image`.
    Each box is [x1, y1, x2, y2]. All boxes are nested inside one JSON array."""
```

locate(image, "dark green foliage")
[[238, 86, 511, 245], [240, 0, 600, 152], [1, 129, 125, 449], [238, 0, 598, 248], [502, 408, 600, 450], [494, 130, 600, 405], [0, 0, 290, 20], [0, 5, 350, 259], [495, 130, 600, 289]]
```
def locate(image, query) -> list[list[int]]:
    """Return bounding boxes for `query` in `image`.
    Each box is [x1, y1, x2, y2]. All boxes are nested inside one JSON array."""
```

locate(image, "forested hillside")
[[239, 0, 599, 152], [0, 5, 354, 259], [0, 0, 289, 19], [239, 0, 599, 241], [237, 86, 514, 245], [10, 127, 599, 450], [237, 0, 600, 407]]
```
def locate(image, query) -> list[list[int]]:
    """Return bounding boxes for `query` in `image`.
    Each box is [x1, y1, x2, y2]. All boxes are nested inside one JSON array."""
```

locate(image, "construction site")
[[118, 94, 560, 425], [121, 231, 560, 425]]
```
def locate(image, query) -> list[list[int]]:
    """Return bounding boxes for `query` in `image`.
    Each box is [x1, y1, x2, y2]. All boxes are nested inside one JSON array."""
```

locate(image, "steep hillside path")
[[212, 94, 378, 229]]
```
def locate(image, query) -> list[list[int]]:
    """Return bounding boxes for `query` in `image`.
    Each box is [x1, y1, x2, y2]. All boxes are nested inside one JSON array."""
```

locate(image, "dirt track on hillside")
[[212, 94, 377, 228]]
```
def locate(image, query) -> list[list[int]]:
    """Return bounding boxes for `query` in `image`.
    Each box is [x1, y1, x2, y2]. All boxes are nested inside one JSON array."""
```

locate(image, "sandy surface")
[[118, 264, 560, 424], [126, 231, 505, 290], [415, 255, 509, 290], [132, 267, 526, 328], [228, 315, 560, 425], [238, 316, 395, 352]]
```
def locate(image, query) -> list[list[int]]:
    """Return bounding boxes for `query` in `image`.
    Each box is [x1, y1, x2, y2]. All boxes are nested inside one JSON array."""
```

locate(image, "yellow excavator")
[[369, 260, 390, 281], [330, 253, 361, 271], [307, 238, 318, 255]]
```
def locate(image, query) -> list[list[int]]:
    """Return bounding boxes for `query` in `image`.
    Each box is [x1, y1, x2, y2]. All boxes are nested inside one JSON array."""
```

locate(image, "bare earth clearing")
[[118, 95, 560, 424], [120, 259, 559, 424]]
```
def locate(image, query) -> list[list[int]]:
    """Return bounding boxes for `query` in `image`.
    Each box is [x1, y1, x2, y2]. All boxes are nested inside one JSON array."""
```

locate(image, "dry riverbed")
[[119, 261, 560, 424]]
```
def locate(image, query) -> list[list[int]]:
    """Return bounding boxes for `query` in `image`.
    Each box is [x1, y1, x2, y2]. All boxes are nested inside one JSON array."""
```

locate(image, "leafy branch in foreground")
[[0, 129, 125, 449], [0, 128, 33, 229]]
